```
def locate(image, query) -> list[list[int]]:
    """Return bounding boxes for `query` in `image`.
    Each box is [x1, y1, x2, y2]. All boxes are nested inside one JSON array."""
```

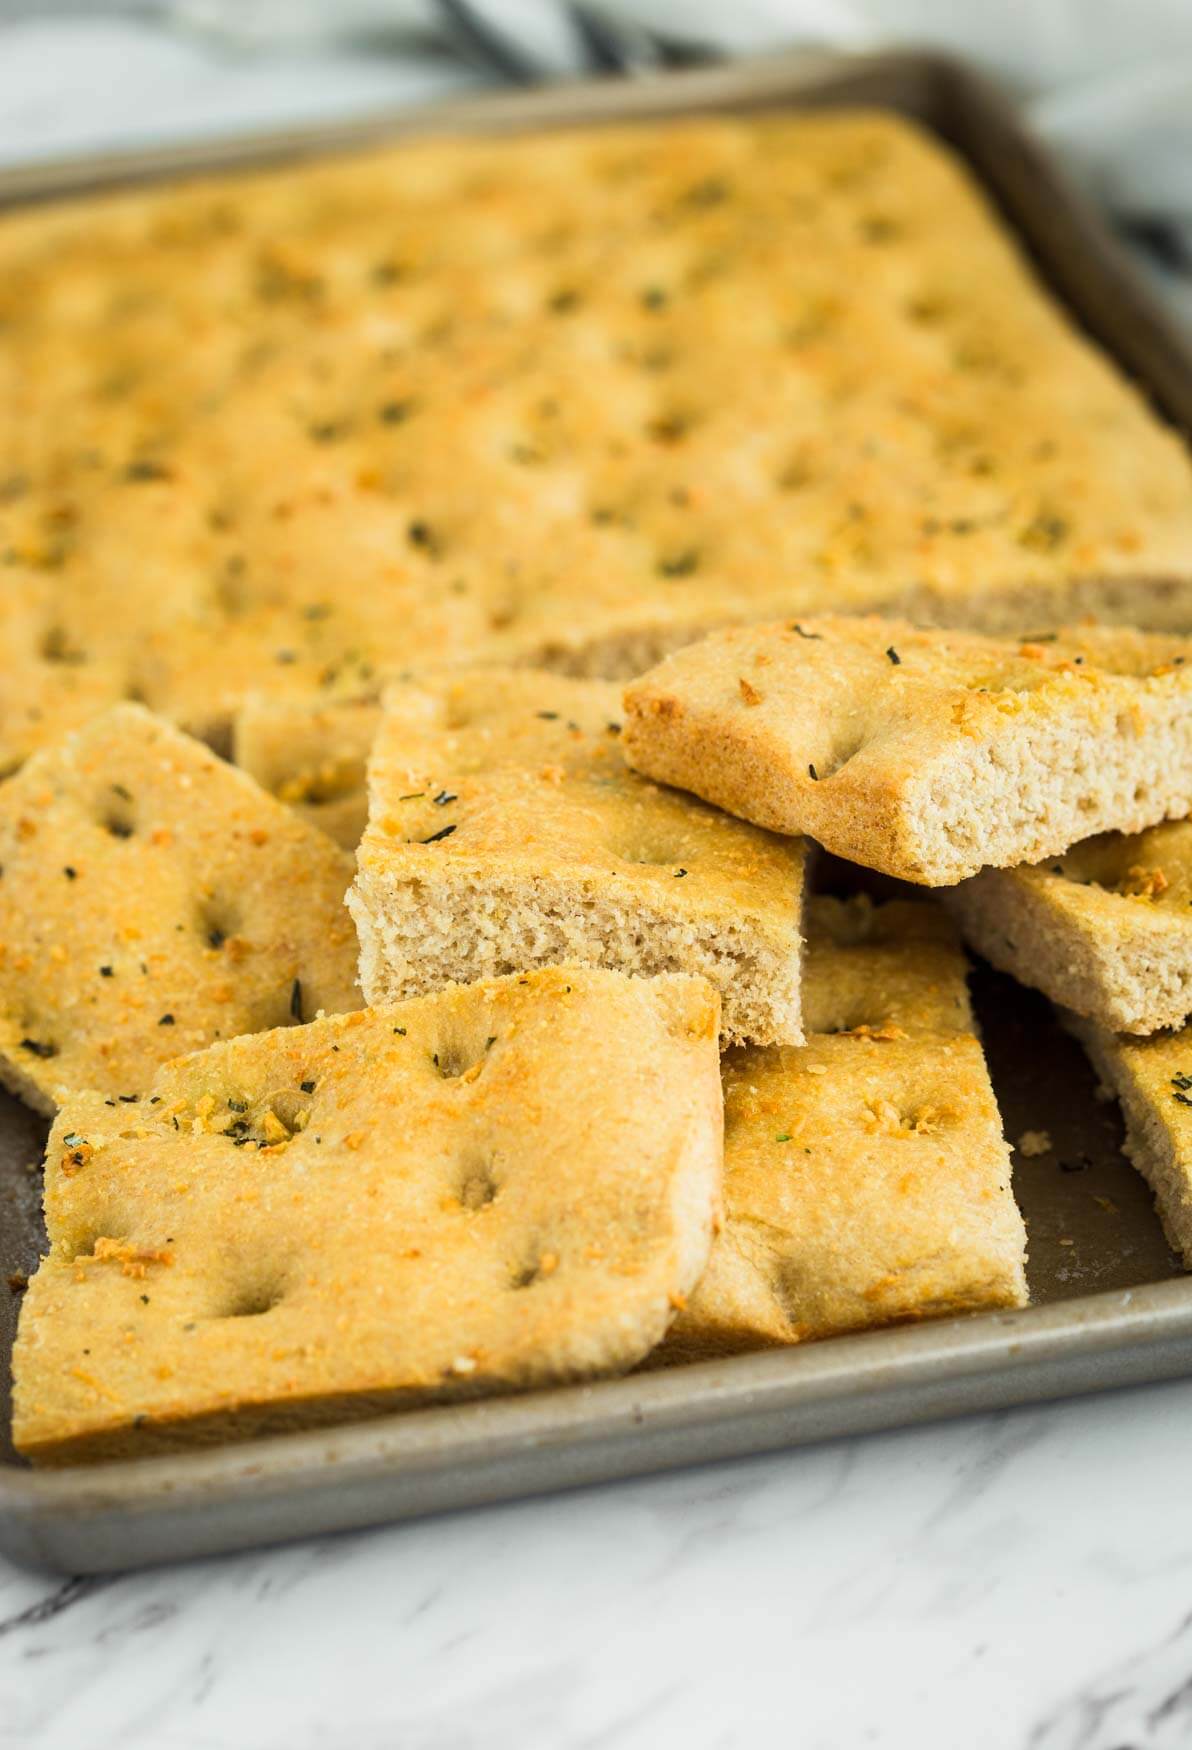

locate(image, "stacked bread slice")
[[623, 615, 1192, 1269], [11, 595, 1192, 1464]]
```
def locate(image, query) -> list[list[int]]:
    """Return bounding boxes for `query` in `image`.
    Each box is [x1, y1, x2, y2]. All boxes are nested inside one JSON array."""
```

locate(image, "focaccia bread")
[[0, 574, 128, 779], [2, 108, 1192, 756], [0, 704, 360, 1112], [1066, 1012, 1192, 1265], [623, 617, 1192, 884], [665, 896, 1028, 1358], [13, 966, 723, 1464], [949, 821, 1192, 1035], [349, 668, 807, 1046], [233, 696, 382, 850]]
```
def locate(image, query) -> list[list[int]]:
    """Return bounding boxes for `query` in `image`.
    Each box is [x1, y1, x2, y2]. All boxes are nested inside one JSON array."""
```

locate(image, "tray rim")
[[0, 45, 970, 203], [6, 1275, 1192, 1573], [5, 42, 1192, 1573]]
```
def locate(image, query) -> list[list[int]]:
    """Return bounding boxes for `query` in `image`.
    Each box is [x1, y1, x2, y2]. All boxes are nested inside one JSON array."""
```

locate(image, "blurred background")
[[0, 0, 1188, 321]]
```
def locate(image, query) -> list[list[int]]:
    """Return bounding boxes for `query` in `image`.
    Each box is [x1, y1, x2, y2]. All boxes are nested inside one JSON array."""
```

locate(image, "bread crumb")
[[1017, 1129, 1053, 1157], [1121, 864, 1169, 900], [259, 1110, 289, 1146]]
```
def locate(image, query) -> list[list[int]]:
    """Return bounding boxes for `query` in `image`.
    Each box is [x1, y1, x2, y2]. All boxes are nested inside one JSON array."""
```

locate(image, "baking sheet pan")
[[3, 46, 1192, 1575]]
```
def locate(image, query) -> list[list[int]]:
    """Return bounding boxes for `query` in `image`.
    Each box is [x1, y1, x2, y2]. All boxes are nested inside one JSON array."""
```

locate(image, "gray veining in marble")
[[5, 1379, 1192, 1748]]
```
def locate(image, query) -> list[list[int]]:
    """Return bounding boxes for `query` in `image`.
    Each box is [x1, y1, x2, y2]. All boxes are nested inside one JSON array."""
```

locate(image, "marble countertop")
[[6, 1378, 1192, 1749], [2, 19, 1191, 1749]]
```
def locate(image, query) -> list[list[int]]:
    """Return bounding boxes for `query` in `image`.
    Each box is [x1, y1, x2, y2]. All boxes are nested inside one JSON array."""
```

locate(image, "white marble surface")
[[6, 1379, 1192, 1749], [3, 19, 1192, 1750]]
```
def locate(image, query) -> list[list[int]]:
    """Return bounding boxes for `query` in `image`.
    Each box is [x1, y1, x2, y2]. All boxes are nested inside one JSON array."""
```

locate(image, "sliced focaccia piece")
[[233, 696, 382, 850], [949, 821, 1192, 1035], [349, 668, 807, 1046], [13, 966, 723, 1464], [1065, 1012, 1192, 1264], [665, 896, 1027, 1358], [622, 617, 1192, 885], [0, 703, 360, 1113]]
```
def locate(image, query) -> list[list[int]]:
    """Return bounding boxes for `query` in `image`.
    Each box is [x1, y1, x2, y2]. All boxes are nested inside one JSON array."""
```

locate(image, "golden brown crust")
[[350, 668, 806, 1045], [0, 703, 361, 1111], [665, 897, 1027, 1357], [233, 696, 382, 850], [12, 967, 723, 1464], [623, 617, 1192, 883], [1, 109, 1191, 761], [0, 575, 129, 778]]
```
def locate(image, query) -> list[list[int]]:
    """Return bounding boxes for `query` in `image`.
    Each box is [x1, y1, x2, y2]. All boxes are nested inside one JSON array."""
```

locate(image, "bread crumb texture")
[[13, 965, 723, 1463], [664, 896, 1028, 1357], [350, 667, 806, 1045], [1066, 1012, 1192, 1266], [0, 703, 361, 1112], [949, 819, 1192, 1034], [4, 109, 1192, 773], [623, 617, 1192, 883]]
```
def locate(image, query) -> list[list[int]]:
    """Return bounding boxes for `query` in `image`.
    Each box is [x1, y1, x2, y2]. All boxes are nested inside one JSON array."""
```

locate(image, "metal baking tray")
[[4, 46, 1192, 1576]]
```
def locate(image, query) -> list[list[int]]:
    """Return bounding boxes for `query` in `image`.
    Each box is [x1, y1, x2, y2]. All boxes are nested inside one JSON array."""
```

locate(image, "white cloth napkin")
[[0, 0, 1188, 321]]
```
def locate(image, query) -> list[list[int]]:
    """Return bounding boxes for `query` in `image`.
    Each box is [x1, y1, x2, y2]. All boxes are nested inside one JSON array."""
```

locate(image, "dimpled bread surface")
[[233, 696, 382, 850], [13, 966, 724, 1464], [0, 703, 361, 1112], [622, 616, 1192, 884], [665, 897, 1027, 1357], [3, 109, 1192, 768]]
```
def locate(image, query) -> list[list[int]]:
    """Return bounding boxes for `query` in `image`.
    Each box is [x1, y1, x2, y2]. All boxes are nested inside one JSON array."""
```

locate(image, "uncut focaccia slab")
[[1066, 1014, 1192, 1264], [623, 617, 1192, 885], [13, 967, 723, 1464], [666, 897, 1027, 1358], [0, 704, 360, 1113], [349, 669, 807, 1046], [3, 110, 1192, 755], [233, 697, 382, 849], [0, 575, 129, 779], [949, 821, 1192, 1035]]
